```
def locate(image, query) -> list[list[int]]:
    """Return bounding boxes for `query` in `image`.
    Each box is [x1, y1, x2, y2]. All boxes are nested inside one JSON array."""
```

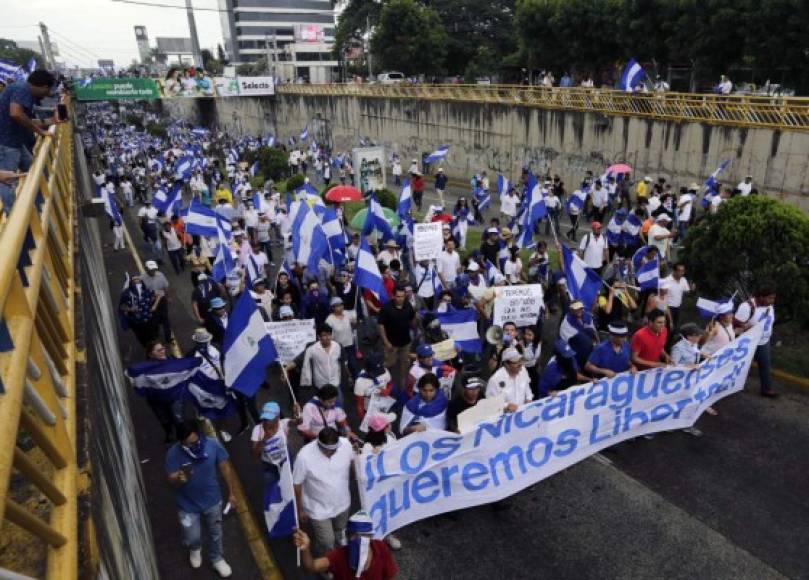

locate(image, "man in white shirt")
[[437, 239, 462, 288], [718, 75, 733, 95], [466, 261, 488, 301], [412, 259, 437, 307], [734, 286, 777, 397], [486, 348, 534, 412], [292, 428, 353, 555], [407, 158, 419, 175], [120, 177, 134, 206], [737, 175, 753, 196], [590, 181, 609, 222], [578, 222, 608, 272], [392, 157, 402, 186], [300, 325, 343, 390], [662, 262, 691, 328], [377, 240, 401, 267], [677, 185, 696, 241], [710, 188, 731, 214], [648, 214, 674, 263], [500, 189, 519, 222]]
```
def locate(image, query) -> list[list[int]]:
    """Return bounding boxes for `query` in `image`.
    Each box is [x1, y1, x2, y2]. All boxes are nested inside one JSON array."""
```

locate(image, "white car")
[[377, 72, 405, 85]]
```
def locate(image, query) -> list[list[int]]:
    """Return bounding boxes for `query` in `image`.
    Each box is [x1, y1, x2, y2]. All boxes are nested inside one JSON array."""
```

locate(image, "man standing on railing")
[[0, 70, 58, 213]]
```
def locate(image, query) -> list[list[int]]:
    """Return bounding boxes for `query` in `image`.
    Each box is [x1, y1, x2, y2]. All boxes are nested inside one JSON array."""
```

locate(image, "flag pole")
[[284, 442, 302, 567], [279, 361, 298, 407]]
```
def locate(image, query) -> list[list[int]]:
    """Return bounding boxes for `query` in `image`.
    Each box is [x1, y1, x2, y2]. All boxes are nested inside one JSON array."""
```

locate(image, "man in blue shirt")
[[166, 420, 238, 577], [585, 321, 636, 378], [0, 70, 57, 212]]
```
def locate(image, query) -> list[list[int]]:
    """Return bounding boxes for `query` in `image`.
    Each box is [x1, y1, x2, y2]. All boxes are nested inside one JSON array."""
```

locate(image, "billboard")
[[235, 76, 275, 96], [75, 76, 275, 100], [294, 24, 325, 42]]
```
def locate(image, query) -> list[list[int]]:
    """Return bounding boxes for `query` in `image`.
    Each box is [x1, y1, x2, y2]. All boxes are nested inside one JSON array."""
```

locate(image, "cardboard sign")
[[493, 284, 544, 327], [414, 222, 444, 261], [265, 319, 316, 363]]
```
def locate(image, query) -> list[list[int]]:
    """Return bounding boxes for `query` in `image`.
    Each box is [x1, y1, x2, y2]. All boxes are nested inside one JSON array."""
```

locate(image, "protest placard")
[[414, 223, 444, 261], [493, 284, 544, 327], [265, 319, 316, 363]]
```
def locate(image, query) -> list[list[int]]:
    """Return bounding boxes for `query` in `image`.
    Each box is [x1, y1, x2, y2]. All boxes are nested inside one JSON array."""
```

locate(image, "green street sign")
[[75, 78, 161, 101]]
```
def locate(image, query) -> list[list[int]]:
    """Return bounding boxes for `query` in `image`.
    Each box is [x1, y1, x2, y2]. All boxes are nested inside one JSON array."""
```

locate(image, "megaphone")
[[486, 325, 504, 346]]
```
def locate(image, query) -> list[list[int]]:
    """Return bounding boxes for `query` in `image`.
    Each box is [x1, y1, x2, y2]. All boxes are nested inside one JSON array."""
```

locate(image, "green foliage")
[[286, 174, 305, 193], [257, 147, 289, 182], [250, 174, 265, 189], [682, 196, 809, 326], [201, 48, 224, 75], [145, 122, 167, 139], [371, 0, 449, 76], [343, 201, 366, 224], [334, 0, 384, 58], [375, 188, 397, 210], [124, 114, 143, 129], [0, 39, 41, 71], [236, 57, 269, 77]]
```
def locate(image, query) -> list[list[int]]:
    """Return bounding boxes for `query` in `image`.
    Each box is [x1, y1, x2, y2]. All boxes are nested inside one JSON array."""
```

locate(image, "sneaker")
[[212, 559, 232, 578], [220, 430, 232, 443], [385, 534, 402, 551], [338, 530, 348, 547], [189, 549, 202, 569], [682, 426, 703, 437]]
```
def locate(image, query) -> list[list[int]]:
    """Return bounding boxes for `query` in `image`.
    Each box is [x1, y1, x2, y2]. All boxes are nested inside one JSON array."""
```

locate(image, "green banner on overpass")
[[75, 78, 161, 100]]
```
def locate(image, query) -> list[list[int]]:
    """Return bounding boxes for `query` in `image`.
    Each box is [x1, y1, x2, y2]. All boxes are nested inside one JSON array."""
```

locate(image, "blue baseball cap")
[[416, 344, 434, 358], [554, 338, 576, 359], [209, 297, 227, 309], [260, 401, 280, 421]]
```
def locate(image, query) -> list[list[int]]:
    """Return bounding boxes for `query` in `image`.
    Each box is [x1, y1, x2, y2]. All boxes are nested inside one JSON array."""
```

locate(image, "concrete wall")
[[164, 95, 809, 210]]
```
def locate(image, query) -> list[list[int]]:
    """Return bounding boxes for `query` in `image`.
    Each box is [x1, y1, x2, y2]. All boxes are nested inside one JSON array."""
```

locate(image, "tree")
[[236, 56, 268, 76], [201, 48, 223, 75], [257, 146, 289, 182], [0, 39, 41, 70], [216, 43, 228, 65], [334, 0, 384, 59], [371, 0, 449, 76], [682, 196, 809, 326]]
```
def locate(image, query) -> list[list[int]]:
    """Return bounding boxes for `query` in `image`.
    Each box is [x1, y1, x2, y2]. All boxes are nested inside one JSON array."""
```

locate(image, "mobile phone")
[[181, 462, 193, 477], [57, 104, 68, 121]]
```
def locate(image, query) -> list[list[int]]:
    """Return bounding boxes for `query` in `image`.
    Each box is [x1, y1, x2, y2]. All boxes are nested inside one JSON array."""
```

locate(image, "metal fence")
[[0, 120, 78, 579], [276, 83, 809, 131]]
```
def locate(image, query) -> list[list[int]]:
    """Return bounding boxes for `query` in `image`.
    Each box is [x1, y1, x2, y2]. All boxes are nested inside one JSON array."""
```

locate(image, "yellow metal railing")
[[0, 119, 77, 579], [276, 83, 809, 131]]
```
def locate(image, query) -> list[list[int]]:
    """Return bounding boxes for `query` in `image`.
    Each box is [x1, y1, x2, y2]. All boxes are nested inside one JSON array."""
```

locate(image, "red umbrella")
[[325, 185, 362, 203]]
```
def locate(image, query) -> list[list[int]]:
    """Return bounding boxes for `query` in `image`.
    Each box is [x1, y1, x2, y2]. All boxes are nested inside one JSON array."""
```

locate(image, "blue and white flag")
[[212, 213, 236, 282], [622, 213, 642, 246], [250, 161, 260, 177], [567, 189, 587, 215], [223, 291, 279, 397], [362, 194, 394, 242], [424, 144, 450, 165], [515, 173, 547, 248], [704, 159, 731, 195], [431, 265, 444, 297], [485, 259, 505, 285], [637, 258, 660, 291], [561, 245, 602, 309], [244, 253, 262, 285], [148, 158, 164, 173], [696, 296, 734, 319], [497, 175, 510, 201], [631, 244, 655, 272], [152, 181, 183, 215], [101, 186, 122, 224], [264, 441, 296, 539], [185, 198, 222, 238], [474, 188, 491, 212], [397, 179, 412, 218], [606, 212, 625, 246], [291, 201, 328, 271], [0, 60, 22, 81], [620, 58, 646, 92], [186, 370, 235, 419], [174, 155, 195, 181], [27, 57, 37, 73], [355, 238, 389, 303], [321, 207, 346, 266], [299, 126, 309, 141], [434, 308, 481, 353], [125, 357, 201, 402]]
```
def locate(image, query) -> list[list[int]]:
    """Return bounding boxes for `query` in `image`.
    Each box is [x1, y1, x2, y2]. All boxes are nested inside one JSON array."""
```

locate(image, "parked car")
[[377, 72, 405, 85]]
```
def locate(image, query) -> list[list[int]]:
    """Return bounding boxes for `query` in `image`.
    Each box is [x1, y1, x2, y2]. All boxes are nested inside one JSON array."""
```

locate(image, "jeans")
[[0, 144, 32, 213], [309, 509, 349, 556], [754, 343, 773, 392], [168, 249, 185, 274], [178, 502, 224, 563]]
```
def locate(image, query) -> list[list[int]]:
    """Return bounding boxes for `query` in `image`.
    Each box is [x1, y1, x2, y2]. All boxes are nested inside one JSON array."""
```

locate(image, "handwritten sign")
[[265, 319, 316, 363], [493, 284, 544, 327], [414, 223, 444, 261]]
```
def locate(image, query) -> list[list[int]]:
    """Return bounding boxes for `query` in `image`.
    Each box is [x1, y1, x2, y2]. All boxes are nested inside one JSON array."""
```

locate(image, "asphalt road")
[[95, 176, 809, 580]]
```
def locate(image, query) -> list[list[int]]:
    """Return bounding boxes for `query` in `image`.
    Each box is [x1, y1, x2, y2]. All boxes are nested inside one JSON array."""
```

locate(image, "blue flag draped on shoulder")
[[184, 198, 220, 238], [125, 357, 201, 402], [637, 258, 660, 291], [561, 245, 602, 309], [263, 439, 296, 538], [102, 186, 122, 223], [621, 58, 646, 92], [424, 145, 450, 165], [223, 292, 279, 397], [355, 238, 389, 303], [434, 308, 481, 353]]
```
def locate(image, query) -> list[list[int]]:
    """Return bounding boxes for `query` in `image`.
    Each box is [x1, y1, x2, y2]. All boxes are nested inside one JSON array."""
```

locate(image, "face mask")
[[348, 536, 371, 576], [183, 436, 208, 461], [135, 282, 143, 291]]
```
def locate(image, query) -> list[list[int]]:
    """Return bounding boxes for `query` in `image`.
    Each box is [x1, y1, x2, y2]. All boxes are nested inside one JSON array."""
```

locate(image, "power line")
[[109, 0, 228, 12], [47, 28, 107, 62]]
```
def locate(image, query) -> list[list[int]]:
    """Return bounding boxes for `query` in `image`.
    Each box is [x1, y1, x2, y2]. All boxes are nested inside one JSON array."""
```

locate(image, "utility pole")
[[265, 34, 272, 75], [185, 0, 203, 68], [39, 22, 56, 69], [37, 36, 47, 67]]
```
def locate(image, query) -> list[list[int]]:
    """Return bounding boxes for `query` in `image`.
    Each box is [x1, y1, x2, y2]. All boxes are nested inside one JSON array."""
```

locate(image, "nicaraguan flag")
[[291, 202, 328, 271], [321, 207, 346, 266], [299, 126, 309, 141], [174, 155, 195, 181], [561, 245, 602, 309], [186, 370, 235, 419], [152, 182, 184, 215], [497, 174, 510, 201], [264, 135, 275, 147], [227, 148, 239, 165], [102, 187, 122, 223], [515, 173, 546, 248], [223, 291, 279, 397], [637, 258, 660, 291], [696, 296, 734, 319], [397, 179, 412, 218], [631, 244, 655, 272], [434, 308, 481, 353], [355, 238, 389, 303], [184, 198, 220, 238], [27, 57, 37, 73], [263, 440, 296, 538], [125, 357, 201, 403], [485, 259, 505, 285], [620, 58, 646, 92], [606, 213, 625, 245], [362, 193, 394, 242], [250, 161, 260, 177], [212, 213, 236, 282], [431, 266, 444, 297], [191, 127, 208, 136], [0, 60, 22, 80], [704, 159, 731, 195], [244, 254, 262, 286], [622, 213, 642, 246], [567, 189, 587, 215], [148, 158, 164, 173], [424, 145, 450, 165]]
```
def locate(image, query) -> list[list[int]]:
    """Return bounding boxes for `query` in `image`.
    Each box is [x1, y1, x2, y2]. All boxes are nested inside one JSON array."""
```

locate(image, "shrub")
[[145, 122, 167, 139], [682, 196, 809, 326], [286, 173, 305, 193], [250, 174, 265, 189], [376, 188, 397, 210], [257, 146, 289, 182]]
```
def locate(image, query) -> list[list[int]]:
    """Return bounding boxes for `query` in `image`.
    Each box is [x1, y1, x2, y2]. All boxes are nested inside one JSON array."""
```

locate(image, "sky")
[[3, 0, 226, 68]]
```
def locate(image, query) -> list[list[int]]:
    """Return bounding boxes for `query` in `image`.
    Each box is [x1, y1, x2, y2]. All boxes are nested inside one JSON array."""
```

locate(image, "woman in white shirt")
[[504, 246, 525, 284], [702, 309, 737, 356]]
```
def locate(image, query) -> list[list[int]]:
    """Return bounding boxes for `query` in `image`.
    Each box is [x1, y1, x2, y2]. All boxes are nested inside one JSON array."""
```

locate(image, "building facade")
[[219, 0, 338, 82]]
